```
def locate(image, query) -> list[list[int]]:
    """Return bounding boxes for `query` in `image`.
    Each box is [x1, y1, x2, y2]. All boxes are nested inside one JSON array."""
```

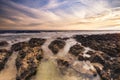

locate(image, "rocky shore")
[[74, 33, 120, 80], [0, 33, 120, 80]]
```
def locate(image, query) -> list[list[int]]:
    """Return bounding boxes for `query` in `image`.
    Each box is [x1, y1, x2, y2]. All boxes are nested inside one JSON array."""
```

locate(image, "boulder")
[[11, 42, 29, 51], [57, 59, 69, 67], [78, 54, 85, 61], [57, 37, 69, 40], [69, 44, 85, 56], [86, 51, 95, 55], [0, 41, 8, 47], [94, 66, 111, 80], [29, 38, 46, 47], [48, 39, 65, 54], [57, 58, 70, 75], [78, 54, 89, 61], [90, 54, 105, 65]]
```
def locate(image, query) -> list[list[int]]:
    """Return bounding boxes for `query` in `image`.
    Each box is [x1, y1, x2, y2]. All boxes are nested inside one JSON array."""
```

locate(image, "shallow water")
[[35, 60, 63, 80]]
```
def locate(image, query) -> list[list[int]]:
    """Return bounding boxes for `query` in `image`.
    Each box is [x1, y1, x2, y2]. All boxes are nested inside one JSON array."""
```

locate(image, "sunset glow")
[[0, 0, 120, 30]]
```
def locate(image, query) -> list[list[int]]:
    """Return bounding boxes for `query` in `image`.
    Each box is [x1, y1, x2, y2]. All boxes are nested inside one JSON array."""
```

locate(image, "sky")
[[0, 0, 120, 30]]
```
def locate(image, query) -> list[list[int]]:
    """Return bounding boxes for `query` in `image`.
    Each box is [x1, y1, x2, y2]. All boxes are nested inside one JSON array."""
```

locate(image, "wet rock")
[[110, 61, 120, 80], [78, 53, 89, 61], [78, 54, 85, 61], [57, 58, 70, 75], [86, 51, 95, 55], [89, 51, 110, 68], [113, 68, 120, 78], [0, 49, 12, 71], [46, 33, 120, 80], [48, 39, 66, 54], [16, 47, 43, 80], [29, 38, 46, 47], [92, 52, 120, 80], [77, 49, 120, 80], [11, 42, 29, 51], [57, 37, 69, 40], [57, 59, 69, 67], [94, 66, 111, 80], [69, 44, 85, 56], [74, 33, 120, 57], [90, 54, 105, 65], [0, 41, 8, 47], [19, 50, 26, 59]]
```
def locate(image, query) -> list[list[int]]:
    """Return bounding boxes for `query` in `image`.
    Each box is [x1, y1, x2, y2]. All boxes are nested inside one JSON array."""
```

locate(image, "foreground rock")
[[48, 39, 66, 54], [29, 38, 46, 47], [11, 42, 29, 51], [74, 33, 120, 57], [78, 50, 120, 80], [69, 44, 85, 56], [0, 41, 9, 47], [16, 47, 43, 80], [11, 38, 46, 52], [73, 34, 120, 80], [0, 49, 12, 71]]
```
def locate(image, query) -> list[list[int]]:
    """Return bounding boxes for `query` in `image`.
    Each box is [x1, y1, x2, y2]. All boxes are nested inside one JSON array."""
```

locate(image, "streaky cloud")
[[0, 0, 120, 30]]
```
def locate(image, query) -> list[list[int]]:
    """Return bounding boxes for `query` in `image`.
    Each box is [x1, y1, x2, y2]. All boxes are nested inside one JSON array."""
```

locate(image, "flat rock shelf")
[[0, 31, 120, 80]]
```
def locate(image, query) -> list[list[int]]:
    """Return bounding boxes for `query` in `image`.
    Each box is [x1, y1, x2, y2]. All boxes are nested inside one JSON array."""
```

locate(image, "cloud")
[[110, 0, 120, 7], [0, 0, 120, 30]]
